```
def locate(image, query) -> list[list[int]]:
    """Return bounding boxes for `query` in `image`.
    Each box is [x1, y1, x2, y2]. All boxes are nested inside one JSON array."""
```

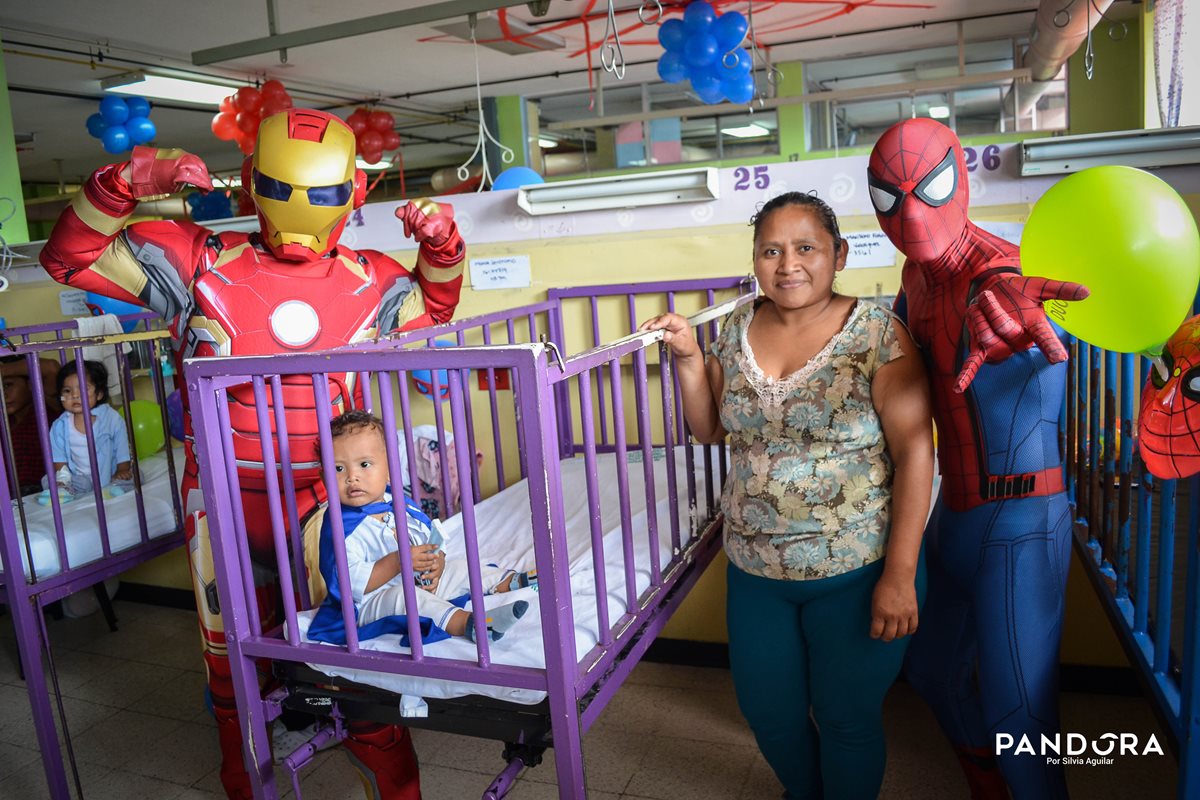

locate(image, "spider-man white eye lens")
[[867, 176, 903, 217], [1183, 367, 1200, 401], [914, 148, 958, 207]]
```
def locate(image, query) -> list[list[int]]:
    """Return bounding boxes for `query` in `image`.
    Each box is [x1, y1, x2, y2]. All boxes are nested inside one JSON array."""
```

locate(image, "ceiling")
[[2, 0, 1048, 186]]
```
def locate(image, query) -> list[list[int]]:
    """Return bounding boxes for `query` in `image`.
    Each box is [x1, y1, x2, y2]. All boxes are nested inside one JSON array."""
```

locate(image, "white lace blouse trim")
[[739, 301, 866, 407]]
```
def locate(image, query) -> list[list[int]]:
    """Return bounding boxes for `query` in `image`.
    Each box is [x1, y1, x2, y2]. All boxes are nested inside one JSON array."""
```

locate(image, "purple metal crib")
[[0, 314, 185, 800], [186, 278, 753, 799]]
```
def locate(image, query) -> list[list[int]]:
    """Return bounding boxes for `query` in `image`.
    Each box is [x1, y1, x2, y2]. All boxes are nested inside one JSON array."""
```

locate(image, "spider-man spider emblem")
[[869, 118, 1088, 800]]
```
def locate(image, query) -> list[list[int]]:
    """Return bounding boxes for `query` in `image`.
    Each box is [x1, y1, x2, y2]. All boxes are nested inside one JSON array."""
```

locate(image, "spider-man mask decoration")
[[868, 118, 969, 263], [1139, 315, 1200, 479]]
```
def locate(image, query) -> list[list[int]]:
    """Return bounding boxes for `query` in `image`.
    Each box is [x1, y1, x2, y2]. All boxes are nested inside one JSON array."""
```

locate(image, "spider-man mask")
[[868, 118, 969, 263], [1139, 316, 1200, 479]]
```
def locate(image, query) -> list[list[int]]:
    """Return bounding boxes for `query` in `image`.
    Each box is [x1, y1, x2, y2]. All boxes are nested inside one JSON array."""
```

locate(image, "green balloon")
[[1021, 165, 1200, 355], [125, 399, 165, 459]]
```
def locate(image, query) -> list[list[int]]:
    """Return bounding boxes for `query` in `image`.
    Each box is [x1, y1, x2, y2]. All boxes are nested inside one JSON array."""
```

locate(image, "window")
[[535, 82, 779, 177]]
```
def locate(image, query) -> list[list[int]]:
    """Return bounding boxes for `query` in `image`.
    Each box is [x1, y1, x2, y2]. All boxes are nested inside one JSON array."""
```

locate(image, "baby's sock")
[[465, 599, 529, 642], [493, 570, 538, 594]]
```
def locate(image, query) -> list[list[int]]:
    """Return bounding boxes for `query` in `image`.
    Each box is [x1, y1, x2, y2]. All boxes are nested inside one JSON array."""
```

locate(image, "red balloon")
[[235, 87, 263, 113], [346, 109, 369, 136], [237, 136, 255, 155], [219, 95, 236, 114], [211, 112, 238, 141], [382, 131, 401, 151], [261, 94, 293, 117], [368, 110, 394, 133], [261, 79, 287, 99], [361, 148, 384, 165], [359, 130, 383, 153], [236, 111, 261, 134]]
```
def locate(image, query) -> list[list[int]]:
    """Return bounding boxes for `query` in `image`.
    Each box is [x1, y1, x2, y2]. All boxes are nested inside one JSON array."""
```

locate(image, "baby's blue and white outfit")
[[46, 404, 130, 493], [309, 490, 508, 646]]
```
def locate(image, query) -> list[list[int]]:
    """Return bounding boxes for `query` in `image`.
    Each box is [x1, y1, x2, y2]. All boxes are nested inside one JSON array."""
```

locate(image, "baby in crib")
[[39, 360, 132, 505], [308, 410, 536, 646]]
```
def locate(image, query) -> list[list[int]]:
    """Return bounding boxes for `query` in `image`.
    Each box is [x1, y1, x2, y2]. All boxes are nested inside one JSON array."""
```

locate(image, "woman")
[[640, 192, 933, 799]]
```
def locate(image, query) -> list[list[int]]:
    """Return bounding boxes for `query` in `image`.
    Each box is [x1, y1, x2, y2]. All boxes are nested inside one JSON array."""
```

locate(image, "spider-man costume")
[[1139, 316, 1200, 479], [40, 110, 464, 800], [868, 119, 1088, 800]]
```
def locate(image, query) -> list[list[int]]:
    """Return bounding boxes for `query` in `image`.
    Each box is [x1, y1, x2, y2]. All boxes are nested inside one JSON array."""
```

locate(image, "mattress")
[[1, 445, 187, 582], [295, 446, 722, 706]]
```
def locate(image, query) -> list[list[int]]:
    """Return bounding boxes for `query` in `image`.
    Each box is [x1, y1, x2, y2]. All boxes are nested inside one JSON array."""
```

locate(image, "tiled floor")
[[0, 599, 1179, 799]]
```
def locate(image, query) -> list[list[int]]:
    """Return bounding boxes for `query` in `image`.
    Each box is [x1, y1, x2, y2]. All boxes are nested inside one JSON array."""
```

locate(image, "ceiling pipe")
[[1007, 0, 1115, 120]]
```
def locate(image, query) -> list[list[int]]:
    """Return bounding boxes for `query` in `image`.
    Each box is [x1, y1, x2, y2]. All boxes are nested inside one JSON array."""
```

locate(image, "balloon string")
[[455, 14, 515, 191]]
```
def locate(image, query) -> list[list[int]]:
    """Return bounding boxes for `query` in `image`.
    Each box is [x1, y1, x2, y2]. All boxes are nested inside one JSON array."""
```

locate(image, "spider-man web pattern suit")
[[40, 109, 464, 800], [868, 119, 1087, 800], [1139, 315, 1200, 480]]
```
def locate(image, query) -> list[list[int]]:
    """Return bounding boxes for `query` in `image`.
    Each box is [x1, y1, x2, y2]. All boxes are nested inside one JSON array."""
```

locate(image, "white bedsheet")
[[1, 445, 186, 582], [296, 446, 721, 705]]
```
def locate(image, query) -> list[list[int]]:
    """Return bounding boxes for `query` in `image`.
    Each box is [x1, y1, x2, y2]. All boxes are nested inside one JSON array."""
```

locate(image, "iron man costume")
[[40, 109, 461, 800], [868, 119, 1087, 800]]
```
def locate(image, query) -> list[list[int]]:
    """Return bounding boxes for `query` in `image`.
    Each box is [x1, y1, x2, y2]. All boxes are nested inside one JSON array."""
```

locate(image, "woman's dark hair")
[[750, 191, 843, 250], [56, 360, 110, 405]]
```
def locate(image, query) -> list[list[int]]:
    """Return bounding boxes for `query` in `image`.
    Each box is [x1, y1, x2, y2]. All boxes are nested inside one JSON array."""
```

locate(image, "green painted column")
[[0, 32, 29, 245], [1066, 11, 1145, 135], [773, 60, 807, 160], [492, 95, 530, 168]]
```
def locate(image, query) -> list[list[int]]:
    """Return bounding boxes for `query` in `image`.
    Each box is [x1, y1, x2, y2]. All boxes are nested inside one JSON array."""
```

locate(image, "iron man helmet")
[[251, 109, 366, 261]]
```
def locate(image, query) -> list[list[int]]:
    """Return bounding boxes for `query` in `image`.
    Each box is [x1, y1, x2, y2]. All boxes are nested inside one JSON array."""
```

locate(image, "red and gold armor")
[[40, 109, 461, 800]]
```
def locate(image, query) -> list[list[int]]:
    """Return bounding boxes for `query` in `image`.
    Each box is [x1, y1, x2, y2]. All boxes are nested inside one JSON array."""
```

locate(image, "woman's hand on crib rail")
[[638, 313, 702, 361]]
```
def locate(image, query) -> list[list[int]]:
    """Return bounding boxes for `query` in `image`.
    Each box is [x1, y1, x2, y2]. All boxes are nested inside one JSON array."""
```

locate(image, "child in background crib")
[[308, 410, 535, 646], [40, 360, 132, 505]]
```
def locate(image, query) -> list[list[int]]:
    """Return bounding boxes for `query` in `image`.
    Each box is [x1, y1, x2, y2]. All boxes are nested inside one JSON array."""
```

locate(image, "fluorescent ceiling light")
[[721, 123, 771, 139], [538, 137, 557, 148], [517, 167, 719, 216], [101, 71, 234, 107], [1020, 126, 1200, 176], [928, 105, 951, 119], [356, 157, 391, 171]]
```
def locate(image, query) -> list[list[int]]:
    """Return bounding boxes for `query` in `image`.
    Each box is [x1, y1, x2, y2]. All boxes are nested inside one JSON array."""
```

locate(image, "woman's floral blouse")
[[712, 299, 905, 580]]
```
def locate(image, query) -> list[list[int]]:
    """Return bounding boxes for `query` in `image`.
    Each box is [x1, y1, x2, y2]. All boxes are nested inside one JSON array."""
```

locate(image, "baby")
[[40, 360, 131, 505], [308, 410, 535, 646]]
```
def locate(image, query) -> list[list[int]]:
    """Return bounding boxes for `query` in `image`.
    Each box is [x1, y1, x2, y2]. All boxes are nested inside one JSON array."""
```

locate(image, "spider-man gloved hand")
[[956, 275, 1090, 393]]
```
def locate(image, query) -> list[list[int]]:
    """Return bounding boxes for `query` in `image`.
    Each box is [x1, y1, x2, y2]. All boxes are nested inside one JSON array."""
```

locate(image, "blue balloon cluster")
[[187, 190, 233, 222], [87, 96, 157, 155], [657, 1, 753, 105]]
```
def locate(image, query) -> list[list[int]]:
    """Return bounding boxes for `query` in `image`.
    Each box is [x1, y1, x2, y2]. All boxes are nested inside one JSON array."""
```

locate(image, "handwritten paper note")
[[469, 255, 532, 291], [843, 231, 899, 269], [59, 289, 90, 316]]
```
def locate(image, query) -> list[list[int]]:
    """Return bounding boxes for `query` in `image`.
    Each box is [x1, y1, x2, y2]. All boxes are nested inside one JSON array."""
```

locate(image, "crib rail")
[[0, 327, 183, 595], [186, 283, 752, 799], [0, 319, 187, 800], [1065, 339, 1199, 798]]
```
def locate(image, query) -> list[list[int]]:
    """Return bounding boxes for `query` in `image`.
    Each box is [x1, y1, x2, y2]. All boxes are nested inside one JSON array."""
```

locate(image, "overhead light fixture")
[[721, 123, 771, 139], [356, 157, 392, 171], [538, 137, 557, 148], [928, 105, 951, 119], [1020, 125, 1200, 176], [100, 71, 235, 107], [517, 167, 719, 216], [432, 12, 564, 55]]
